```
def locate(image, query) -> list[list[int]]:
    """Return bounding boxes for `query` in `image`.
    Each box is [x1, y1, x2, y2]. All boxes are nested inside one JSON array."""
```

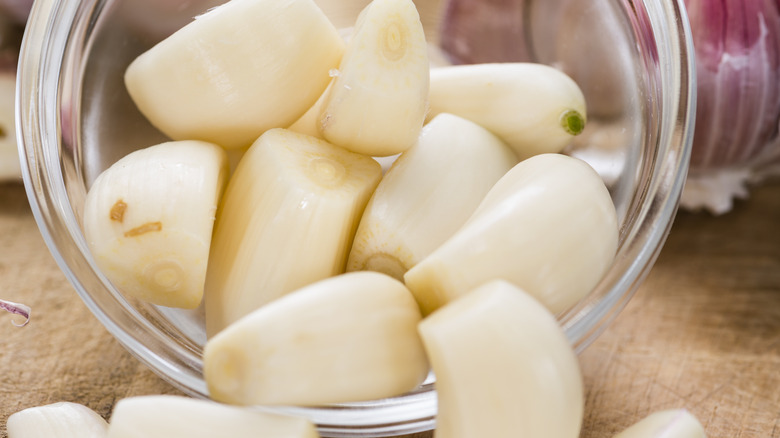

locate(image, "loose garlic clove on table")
[[614, 409, 707, 438], [204, 271, 429, 406], [7, 402, 108, 438], [428, 63, 587, 160], [82, 140, 228, 309], [106, 395, 319, 438], [405, 153, 618, 316], [346, 113, 518, 281], [418, 280, 584, 438]]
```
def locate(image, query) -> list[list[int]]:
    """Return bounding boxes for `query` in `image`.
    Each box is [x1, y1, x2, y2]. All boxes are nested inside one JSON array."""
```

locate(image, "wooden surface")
[[0, 179, 778, 437]]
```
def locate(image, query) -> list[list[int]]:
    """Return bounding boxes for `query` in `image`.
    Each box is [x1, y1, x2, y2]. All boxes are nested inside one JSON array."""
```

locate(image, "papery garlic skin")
[[346, 113, 518, 280], [107, 395, 319, 438], [404, 153, 618, 316], [204, 272, 429, 406], [7, 402, 108, 438], [124, 0, 344, 149], [418, 280, 583, 438], [613, 409, 706, 438]]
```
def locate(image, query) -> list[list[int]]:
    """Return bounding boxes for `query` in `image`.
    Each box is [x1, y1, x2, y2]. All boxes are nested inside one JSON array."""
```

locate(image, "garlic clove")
[[319, 0, 429, 157], [346, 113, 518, 281], [418, 280, 583, 438], [404, 153, 618, 316], [7, 402, 108, 438], [106, 395, 319, 438], [124, 0, 344, 149], [204, 128, 381, 337], [82, 140, 229, 309], [613, 409, 706, 438], [204, 271, 429, 406]]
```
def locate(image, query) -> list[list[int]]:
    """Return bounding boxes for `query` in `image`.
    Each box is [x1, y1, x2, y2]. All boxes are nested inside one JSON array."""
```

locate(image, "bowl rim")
[[16, 0, 696, 436]]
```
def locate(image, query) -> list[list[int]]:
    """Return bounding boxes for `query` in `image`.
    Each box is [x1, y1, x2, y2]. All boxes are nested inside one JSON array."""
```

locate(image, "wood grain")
[[1, 179, 778, 437]]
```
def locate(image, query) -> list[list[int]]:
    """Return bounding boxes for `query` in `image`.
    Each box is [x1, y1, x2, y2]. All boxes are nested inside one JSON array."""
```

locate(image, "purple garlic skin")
[[0, 0, 32, 25], [685, 0, 780, 171]]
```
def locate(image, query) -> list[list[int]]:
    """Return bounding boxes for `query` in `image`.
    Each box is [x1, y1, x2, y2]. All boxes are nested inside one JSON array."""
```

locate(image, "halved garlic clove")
[[428, 63, 587, 160], [7, 402, 108, 438], [124, 0, 344, 149], [83, 140, 228, 309], [404, 153, 618, 316], [418, 280, 583, 438], [106, 395, 318, 438], [204, 129, 381, 337], [204, 271, 429, 406], [614, 409, 707, 438], [319, 0, 429, 157], [346, 113, 518, 280]]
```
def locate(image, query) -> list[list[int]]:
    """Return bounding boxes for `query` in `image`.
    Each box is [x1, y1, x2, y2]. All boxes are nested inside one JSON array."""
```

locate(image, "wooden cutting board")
[[0, 179, 778, 437]]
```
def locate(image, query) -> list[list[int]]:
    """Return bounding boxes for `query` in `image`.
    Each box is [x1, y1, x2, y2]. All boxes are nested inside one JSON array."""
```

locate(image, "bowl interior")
[[19, 0, 694, 436]]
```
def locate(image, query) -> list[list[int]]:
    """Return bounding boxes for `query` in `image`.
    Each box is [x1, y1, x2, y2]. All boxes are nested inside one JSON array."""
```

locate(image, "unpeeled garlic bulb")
[[680, 0, 780, 214]]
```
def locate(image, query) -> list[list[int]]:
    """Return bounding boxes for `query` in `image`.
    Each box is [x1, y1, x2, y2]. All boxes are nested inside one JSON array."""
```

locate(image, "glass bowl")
[[17, 0, 695, 436]]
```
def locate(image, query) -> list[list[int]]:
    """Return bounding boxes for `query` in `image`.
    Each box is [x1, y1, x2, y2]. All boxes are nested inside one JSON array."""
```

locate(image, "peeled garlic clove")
[[614, 409, 706, 438], [428, 63, 586, 160], [107, 395, 318, 438], [418, 280, 583, 438], [204, 271, 429, 406], [7, 402, 108, 438], [204, 129, 381, 337], [346, 113, 518, 280], [319, 0, 429, 157], [124, 0, 344, 149], [404, 153, 618, 316], [83, 140, 228, 309]]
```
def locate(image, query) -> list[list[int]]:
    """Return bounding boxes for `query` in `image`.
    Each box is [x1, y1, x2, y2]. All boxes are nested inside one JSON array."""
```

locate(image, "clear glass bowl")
[[17, 0, 695, 436]]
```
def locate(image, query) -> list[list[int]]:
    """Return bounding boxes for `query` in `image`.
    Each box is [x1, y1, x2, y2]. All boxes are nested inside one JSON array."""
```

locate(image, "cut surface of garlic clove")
[[428, 63, 587, 160], [204, 271, 429, 406], [404, 153, 618, 316], [204, 129, 381, 337], [418, 280, 583, 438], [106, 395, 319, 438], [7, 402, 108, 438], [82, 140, 228, 309], [613, 409, 707, 438], [124, 0, 344, 149], [346, 113, 518, 281], [319, 0, 429, 157]]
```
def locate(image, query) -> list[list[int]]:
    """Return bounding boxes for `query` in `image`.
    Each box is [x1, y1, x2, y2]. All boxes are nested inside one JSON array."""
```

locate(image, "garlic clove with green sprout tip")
[[680, 0, 780, 214], [7, 402, 108, 438], [613, 409, 707, 438], [106, 395, 319, 438], [427, 63, 587, 160], [418, 280, 584, 438]]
